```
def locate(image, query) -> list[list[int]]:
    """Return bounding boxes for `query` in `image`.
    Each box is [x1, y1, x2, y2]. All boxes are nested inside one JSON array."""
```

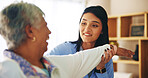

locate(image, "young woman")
[[48, 6, 121, 78]]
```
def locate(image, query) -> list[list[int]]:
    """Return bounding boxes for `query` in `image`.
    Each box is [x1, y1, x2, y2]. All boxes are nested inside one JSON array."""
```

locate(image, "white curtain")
[[0, 0, 85, 57]]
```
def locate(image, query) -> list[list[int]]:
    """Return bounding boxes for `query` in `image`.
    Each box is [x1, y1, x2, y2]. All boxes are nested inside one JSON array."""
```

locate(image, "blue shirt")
[[46, 41, 114, 78]]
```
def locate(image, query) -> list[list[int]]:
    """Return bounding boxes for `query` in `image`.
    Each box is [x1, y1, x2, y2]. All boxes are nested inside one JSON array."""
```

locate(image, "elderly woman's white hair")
[[0, 2, 45, 50]]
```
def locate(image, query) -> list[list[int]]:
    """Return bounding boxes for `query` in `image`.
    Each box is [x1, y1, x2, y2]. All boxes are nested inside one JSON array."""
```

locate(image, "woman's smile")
[[83, 32, 92, 37]]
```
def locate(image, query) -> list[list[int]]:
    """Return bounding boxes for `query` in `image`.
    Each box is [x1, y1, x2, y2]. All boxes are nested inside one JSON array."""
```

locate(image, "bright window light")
[[0, 0, 85, 57]]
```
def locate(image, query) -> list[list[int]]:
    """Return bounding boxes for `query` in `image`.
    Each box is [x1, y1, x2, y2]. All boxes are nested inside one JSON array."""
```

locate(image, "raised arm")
[[47, 44, 110, 78], [47, 44, 135, 78], [111, 45, 135, 58]]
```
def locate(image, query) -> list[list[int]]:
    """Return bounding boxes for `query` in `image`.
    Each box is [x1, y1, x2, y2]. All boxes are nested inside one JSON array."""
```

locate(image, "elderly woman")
[[0, 2, 134, 78]]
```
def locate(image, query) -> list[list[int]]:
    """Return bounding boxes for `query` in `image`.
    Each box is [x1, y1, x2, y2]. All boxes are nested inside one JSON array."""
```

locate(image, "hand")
[[117, 47, 135, 58], [96, 48, 115, 70], [111, 45, 135, 58]]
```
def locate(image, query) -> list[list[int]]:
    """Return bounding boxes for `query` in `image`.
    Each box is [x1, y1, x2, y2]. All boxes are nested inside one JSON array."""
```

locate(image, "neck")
[[82, 42, 95, 50], [13, 43, 44, 68]]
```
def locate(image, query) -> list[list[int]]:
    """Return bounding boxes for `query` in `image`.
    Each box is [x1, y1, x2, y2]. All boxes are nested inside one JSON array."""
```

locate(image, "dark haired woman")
[[47, 6, 132, 78]]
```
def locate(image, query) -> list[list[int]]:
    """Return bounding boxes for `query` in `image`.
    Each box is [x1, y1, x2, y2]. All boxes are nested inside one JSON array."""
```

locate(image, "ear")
[[25, 25, 34, 39]]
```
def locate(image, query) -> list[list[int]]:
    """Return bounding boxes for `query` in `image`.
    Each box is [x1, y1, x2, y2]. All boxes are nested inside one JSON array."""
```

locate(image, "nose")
[[84, 25, 91, 32], [47, 27, 51, 34], [48, 29, 51, 34]]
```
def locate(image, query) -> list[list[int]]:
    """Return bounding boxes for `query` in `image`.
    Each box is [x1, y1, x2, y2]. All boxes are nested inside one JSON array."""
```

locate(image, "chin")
[[44, 47, 48, 52], [83, 40, 96, 43], [41, 48, 47, 54], [83, 40, 92, 42]]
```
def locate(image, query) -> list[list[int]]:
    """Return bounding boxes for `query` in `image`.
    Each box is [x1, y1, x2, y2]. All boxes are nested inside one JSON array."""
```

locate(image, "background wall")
[[110, 0, 148, 16], [86, 0, 110, 15], [86, 0, 148, 16]]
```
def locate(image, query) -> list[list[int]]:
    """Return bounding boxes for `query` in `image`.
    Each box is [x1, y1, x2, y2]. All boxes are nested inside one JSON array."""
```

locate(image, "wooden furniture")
[[108, 12, 148, 78]]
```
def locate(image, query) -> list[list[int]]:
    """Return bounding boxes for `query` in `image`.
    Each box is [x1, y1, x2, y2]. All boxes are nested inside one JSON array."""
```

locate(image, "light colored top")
[[47, 41, 114, 78], [41, 68, 49, 77], [0, 44, 110, 78]]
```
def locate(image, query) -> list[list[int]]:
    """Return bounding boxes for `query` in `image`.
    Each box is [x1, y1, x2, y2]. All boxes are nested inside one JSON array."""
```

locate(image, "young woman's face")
[[80, 13, 102, 43]]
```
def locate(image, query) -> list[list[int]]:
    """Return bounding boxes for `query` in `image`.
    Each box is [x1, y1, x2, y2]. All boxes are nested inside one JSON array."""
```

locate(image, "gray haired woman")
[[0, 2, 134, 78]]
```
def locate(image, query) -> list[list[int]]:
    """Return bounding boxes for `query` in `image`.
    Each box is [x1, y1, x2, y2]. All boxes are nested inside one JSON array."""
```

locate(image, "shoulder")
[[0, 57, 26, 78], [0, 56, 18, 67], [48, 41, 77, 55], [57, 41, 76, 48]]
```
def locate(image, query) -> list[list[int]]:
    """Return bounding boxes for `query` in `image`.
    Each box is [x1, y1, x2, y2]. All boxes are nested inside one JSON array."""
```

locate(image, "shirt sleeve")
[[47, 44, 110, 78]]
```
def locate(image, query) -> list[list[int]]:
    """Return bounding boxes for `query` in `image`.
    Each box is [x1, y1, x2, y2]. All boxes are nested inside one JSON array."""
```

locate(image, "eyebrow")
[[92, 21, 100, 24], [82, 19, 87, 21], [82, 18, 100, 24]]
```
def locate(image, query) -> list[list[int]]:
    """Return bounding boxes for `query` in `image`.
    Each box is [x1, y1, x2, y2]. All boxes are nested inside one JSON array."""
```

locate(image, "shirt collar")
[[3, 49, 51, 78]]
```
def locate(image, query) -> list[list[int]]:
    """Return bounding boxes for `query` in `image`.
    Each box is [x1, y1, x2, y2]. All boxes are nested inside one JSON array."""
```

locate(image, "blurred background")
[[0, 0, 148, 78]]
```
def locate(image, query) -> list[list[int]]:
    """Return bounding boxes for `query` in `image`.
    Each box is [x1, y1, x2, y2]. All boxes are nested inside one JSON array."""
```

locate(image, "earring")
[[32, 37, 36, 42]]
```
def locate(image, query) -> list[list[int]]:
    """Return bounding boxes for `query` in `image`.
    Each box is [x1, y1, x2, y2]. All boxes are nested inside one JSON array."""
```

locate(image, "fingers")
[[101, 54, 105, 62], [110, 48, 116, 55], [110, 44, 135, 59], [109, 49, 114, 58], [129, 50, 135, 55], [104, 50, 109, 61], [127, 50, 135, 58], [110, 44, 117, 54], [116, 47, 135, 58], [113, 45, 117, 54], [103, 49, 113, 63], [107, 49, 114, 62], [110, 45, 114, 49], [96, 48, 114, 70], [96, 55, 105, 70]]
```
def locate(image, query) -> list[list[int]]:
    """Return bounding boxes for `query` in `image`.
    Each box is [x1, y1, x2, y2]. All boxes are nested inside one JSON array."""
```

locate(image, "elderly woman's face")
[[80, 13, 102, 43], [33, 16, 51, 53]]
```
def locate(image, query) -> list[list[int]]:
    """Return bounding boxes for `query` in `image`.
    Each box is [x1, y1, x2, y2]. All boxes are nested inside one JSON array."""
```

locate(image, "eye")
[[81, 22, 87, 26], [92, 24, 98, 27]]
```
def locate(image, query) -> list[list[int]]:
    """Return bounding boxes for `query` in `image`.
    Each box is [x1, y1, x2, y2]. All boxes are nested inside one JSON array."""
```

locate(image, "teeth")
[[84, 33, 91, 36], [46, 37, 49, 42], [46, 39, 49, 42]]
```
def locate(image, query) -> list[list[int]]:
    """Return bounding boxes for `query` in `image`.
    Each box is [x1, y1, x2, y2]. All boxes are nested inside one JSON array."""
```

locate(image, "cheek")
[[94, 33, 101, 39], [80, 27, 84, 36], [93, 29, 102, 39], [80, 26, 83, 31]]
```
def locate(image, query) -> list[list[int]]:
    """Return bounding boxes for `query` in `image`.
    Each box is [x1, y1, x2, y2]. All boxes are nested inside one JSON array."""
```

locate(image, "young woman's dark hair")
[[71, 6, 109, 51]]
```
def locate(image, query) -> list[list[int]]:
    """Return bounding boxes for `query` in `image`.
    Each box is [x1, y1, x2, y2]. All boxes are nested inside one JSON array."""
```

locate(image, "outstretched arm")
[[112, 45, 135, 58], [47, 44, 134, 78], [47, 44, 110, 78]]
